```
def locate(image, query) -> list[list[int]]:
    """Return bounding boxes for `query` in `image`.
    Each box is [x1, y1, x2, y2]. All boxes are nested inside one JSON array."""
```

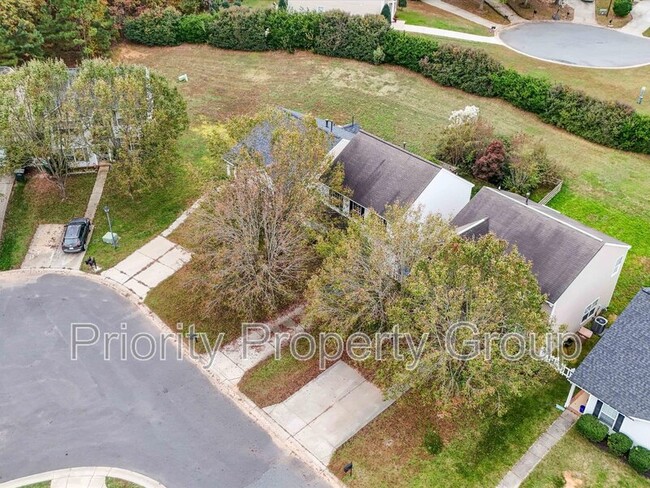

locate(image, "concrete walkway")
[[394, 20, 504, 44], [85, 165, 110, 220], [497, 409, 578, 488], [0, 466, 166, 488], [102, 235, 191, 299], [100, 195, 201, 299], [0, 174, 13, 242], [208, 311, 303, 384], [422, 0, 500, 28], [263, 362, 394, 465], [622, 0, 650, 35]]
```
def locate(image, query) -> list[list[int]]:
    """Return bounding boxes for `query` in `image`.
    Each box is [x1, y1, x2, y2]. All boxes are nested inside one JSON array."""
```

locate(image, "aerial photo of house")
[[1, 0, 650, 487]]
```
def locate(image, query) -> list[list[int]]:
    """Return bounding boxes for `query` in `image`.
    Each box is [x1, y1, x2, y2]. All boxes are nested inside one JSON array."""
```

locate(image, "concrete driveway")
[[264, 362, 394, 465], [500, 22, 650, 67], [0, 272, 330, 488], [21, 225, 87, 270]]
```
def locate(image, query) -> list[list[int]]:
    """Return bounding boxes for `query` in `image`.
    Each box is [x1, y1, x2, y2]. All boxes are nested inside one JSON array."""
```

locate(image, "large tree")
[[383, 234, 552, 416], [191, 110, 331, 317], [0, 0, 44, 66], [305, 206, 553, 416], [304, 206, 457, 335], [0, 59, 73, 196], [37, 0, 116, 59]]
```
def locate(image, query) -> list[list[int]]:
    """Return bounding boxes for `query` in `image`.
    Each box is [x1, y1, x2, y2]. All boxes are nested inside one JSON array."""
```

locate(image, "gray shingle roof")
[[571, 288, 650, 420], [333, 130, 442, 216], [452, 187, 629, 303], [224, 109, 356, 166]]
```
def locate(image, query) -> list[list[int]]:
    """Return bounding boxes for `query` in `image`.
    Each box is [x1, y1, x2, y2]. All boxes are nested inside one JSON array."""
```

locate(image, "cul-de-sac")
[[1, 1, 650, 487]]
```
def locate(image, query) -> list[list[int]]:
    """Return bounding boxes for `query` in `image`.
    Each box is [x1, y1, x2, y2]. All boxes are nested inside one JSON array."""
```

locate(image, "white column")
[[564, 382, 576, 409]]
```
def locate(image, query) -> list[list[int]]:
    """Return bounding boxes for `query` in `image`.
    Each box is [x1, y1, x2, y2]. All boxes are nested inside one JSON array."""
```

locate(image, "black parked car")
[[62, 217, 91, 253]]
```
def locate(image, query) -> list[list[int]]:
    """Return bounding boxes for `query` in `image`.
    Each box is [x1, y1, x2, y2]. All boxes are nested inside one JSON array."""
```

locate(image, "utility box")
[[14, 168, 25, 183], [102, 232, 120, 245]]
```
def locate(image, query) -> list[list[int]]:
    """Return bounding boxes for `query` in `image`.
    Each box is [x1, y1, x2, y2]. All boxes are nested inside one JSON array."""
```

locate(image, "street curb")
[[0, 269, 346, 488], [0, 466, 165, 488]]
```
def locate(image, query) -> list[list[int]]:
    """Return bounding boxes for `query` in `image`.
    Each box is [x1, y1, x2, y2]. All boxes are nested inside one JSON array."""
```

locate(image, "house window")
[[599, 403, 618, 428], [349, 200, 365, 217], [582, 298, 599, 323], [612, 255, 624, 276]]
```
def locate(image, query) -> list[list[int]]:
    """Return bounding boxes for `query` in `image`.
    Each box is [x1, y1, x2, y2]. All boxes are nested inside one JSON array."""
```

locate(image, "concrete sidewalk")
[[102, 235, 191, 299], [422, 0, 500, 28], [497, 409, 578, 487], [394, 20, 504, 44], [621, 0, 650, 35], [264, 362, 394, 465], [0, 466, 166, 488], [0, 174, 14, 242]]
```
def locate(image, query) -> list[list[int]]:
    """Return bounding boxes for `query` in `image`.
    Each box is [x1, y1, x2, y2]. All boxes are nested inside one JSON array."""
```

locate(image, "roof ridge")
[[485, 188, 606, 243], [357, 129, 443, 171]]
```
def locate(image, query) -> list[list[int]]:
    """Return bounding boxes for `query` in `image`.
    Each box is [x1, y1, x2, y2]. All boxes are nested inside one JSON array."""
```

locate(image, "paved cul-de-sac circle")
[[0, 272, 330, 488], [500, 22, 650, 68]]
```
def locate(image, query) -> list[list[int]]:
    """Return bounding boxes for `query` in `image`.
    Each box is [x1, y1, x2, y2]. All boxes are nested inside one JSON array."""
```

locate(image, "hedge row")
[[123, 8, 650, 155], [577, 414, 650, 474]]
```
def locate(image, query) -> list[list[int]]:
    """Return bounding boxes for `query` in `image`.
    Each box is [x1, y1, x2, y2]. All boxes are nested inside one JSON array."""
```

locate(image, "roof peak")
[[357, 129, 444, 171]]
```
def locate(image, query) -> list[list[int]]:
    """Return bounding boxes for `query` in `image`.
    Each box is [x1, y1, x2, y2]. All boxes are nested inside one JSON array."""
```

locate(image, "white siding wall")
[[583, 393, 650, 449], [328, 139, 350, 160], [549, 243, 630, 332], [411, 169, 473, 220]]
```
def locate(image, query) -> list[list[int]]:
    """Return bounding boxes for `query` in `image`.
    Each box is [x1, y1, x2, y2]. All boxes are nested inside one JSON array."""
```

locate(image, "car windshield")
[[64, 224, 82, 243]]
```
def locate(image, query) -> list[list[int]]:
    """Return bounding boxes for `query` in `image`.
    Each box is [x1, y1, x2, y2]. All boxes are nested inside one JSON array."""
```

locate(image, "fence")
[[539, 180, 564, 206]]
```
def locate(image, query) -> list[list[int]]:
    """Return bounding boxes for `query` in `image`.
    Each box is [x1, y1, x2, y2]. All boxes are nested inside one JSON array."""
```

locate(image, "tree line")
[[0, 0, 214, 66]]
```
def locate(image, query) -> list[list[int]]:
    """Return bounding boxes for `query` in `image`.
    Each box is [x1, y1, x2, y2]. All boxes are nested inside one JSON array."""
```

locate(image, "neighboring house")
[[452, 187, 630, 332], [1, 66, 153, 173], [225, 110, 473, 221], [289, 0, 397, 19], [329, 129, 473, 220], [565, 288, 650, 449]]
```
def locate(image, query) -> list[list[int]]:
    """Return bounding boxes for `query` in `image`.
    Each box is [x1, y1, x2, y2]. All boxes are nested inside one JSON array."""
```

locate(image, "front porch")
[[565, 387, 590, 415]]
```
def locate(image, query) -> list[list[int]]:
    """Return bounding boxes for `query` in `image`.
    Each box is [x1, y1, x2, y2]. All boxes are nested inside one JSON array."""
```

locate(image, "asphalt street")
[[500, 22, 650, 68], [0, 273, 330, 488]]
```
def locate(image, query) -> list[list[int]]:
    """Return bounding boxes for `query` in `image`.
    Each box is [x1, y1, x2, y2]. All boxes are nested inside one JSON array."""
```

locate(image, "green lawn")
[[239, 341, 328, 407], [84, 128, 215, 270], [330, 377, 569, 487], [0, 174, 96, 270], [397, 3, 491, 36], [522, 428, 650, 487], [105, 478, 142, 488], [117, 43, 650, 315]]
